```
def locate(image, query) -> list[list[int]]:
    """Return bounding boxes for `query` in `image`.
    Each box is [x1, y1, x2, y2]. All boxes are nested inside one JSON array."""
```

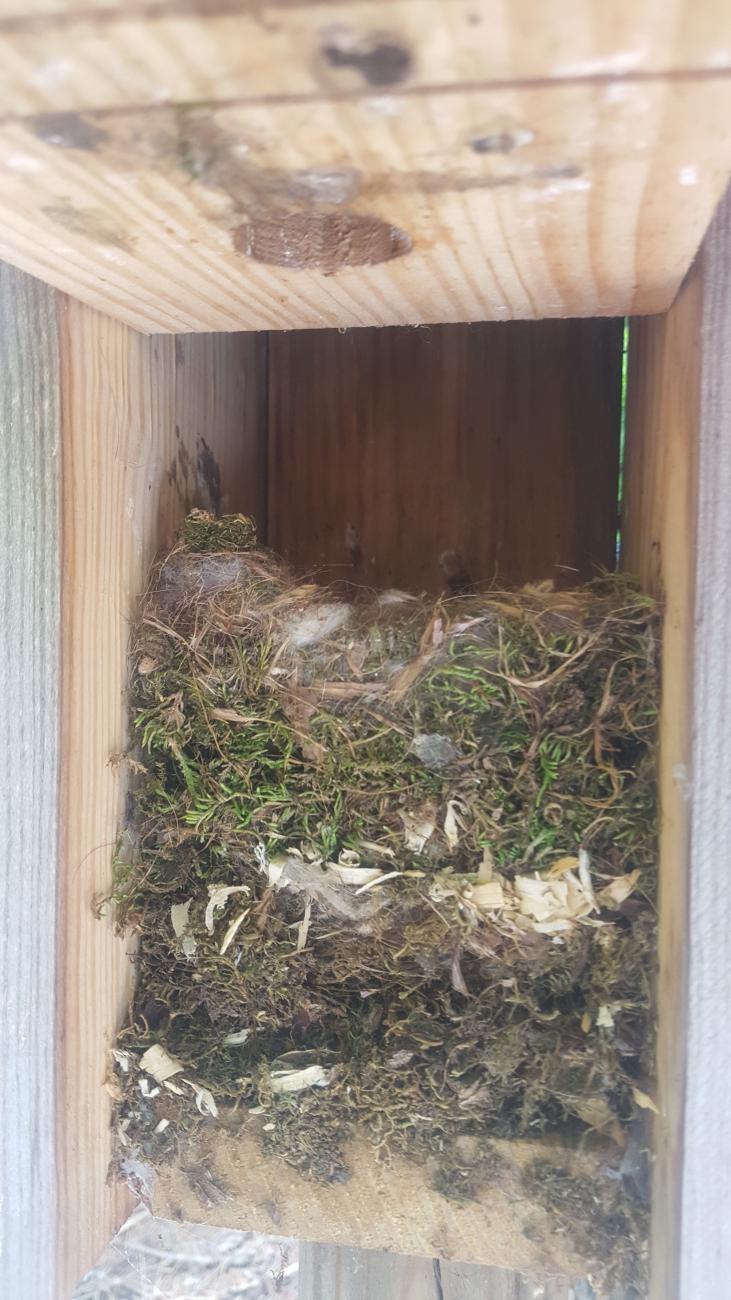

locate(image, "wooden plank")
[[2, 0, 731, 115], [268, 319, 622, 590], [622, 187, 731, 1300], [0, 3, 730, 330], [674, 180, 731, 1300], [298, 1243, 441, 1300], [0, 265, 60, 1300], [299, 1244, 578, 1300], [52, 306, 265, 1297]]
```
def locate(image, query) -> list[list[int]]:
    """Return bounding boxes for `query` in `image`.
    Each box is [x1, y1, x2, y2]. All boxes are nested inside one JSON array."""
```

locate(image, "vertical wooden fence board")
[[0, 266, 60, 1300], [299, 1244, 578, 1300], [677, 183, 731, 1300], [56, 306, 266, 1295], [268, 320, 623, 591], [623, 188, 731, 1300]]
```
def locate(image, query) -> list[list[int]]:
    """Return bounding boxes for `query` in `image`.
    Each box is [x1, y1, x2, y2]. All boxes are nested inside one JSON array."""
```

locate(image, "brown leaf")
[[451, 949, 471, 997]]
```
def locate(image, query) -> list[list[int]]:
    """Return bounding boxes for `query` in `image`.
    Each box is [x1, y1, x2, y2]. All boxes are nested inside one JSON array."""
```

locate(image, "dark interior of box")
[[248, 318, 624, 592]]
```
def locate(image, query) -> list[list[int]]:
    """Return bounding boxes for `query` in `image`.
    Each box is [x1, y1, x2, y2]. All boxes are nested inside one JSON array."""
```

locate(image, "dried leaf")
[[451, 949, 470, 996], [183, 1078, 219, 1118], [477, 846, 495, 883], [296, 899, 312, 952], [469, 880, 506, 911], [171, 899, 197, 958], [514, 870, 594, 931], [400, 807, 437, 852], [205, 884, 251, 934], [137, 655, 159, 676], [329, 864, 383, 887], [140, 1044, 184, 1084], [598, 870, 641, 909], [224, 1029, 251, 1046], [386, 1050, 414, 1069], [270, 1064, 331, 1094], [210, 707, 257, 724], [220, 907, 250, 955], [444, 799, 466, 850], [353, 870, 401, 895], [573, 1095, 618, 1132], [581, 1011, 592, 1034], [546, 855, 580, 878], [111, 1048, 131, 1074], [632, 1086, 660, 1115], [578, 849, 597, 909]]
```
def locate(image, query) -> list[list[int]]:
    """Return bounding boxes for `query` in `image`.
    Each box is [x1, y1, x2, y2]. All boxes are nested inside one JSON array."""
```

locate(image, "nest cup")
[[112, 511, 659, 1293]]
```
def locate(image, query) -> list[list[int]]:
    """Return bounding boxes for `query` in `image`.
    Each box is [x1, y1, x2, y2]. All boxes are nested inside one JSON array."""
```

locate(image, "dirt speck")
[[30, 111, 108, 150], [197, 437, 222, 514], [41, 198, 130, 248], [322, 35, 412, 86], [471, 128, 535, 155], [235, 209, 411, 271]]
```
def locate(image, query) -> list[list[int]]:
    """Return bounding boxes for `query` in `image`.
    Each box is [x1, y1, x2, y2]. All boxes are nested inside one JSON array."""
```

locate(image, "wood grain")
[[622, 188, 731, 1300], [2, 0, 731, 115], [299, 1244, 579, 1300], [0, 265, 60, 1300], [678, 184, 731, 1300], [268, 319, 623, 590], [622, 249, 700, 1300], [56, 306, 265, 1296], [0, 3, 730, 330]]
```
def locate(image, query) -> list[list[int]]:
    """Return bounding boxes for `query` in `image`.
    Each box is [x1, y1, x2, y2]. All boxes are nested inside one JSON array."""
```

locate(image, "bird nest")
[[111, 512, 659, 1293]]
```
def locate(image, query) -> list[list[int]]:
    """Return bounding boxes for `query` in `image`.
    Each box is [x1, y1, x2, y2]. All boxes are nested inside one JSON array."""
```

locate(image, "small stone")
[[410, 733, 459, 769]]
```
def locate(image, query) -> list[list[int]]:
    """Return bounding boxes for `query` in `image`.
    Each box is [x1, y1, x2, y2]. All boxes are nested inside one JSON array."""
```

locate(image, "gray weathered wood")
[[298, 1244, 578, 1300], [680, 187, 731, 1299], [0, 264, 60, 1300]]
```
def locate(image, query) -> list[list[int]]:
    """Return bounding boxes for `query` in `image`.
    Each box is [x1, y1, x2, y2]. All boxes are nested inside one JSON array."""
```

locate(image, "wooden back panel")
[[268, 319, 622, 590]]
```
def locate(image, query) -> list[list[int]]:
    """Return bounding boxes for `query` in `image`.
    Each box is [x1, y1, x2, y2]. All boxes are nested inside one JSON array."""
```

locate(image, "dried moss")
[[113, 513, 659, 1290], [522, 1157, 649, 1295]]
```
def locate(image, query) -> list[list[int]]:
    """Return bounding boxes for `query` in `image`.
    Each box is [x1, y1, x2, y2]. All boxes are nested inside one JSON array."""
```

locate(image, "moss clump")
[[182, 507, 257, 553], [522, 1157, 649, 1294], [113, 513, 659, 1289]]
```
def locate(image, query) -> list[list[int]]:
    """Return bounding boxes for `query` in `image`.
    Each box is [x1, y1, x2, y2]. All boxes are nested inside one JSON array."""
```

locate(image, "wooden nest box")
[[1, 4, 730, 1299]]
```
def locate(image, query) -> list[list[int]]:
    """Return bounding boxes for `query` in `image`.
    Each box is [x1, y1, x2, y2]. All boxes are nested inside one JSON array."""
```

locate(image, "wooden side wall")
[[623, 187, 731, 1300], [0, 265, 266, 1300], [0, 280, 631, 1297]]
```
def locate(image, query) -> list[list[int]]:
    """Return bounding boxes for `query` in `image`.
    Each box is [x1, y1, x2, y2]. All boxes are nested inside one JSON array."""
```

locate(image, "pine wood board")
[[268, 319, 622, 590], [623, 246, 701, 1300], [4, 0, 728, 113], [622, 187, 731, 1300], [0, 2, 730, 329], [55, 304, 266, 1296], [2, 0, 731, 114], [299, 1244, 577, 1300]]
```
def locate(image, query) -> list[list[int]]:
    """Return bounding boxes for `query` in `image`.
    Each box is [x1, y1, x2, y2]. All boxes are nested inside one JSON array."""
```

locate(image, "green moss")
[[182, 508, 257, 553]]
